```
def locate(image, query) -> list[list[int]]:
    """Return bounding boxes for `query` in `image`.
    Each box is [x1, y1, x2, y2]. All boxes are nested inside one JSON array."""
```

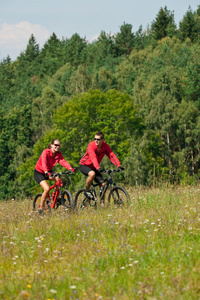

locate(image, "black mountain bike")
[[74, 169, 129, 211]]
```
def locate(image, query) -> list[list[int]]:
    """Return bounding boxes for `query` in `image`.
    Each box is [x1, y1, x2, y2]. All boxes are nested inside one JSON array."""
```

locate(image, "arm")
[[58, 152, 72, 170], [105, 144, 121, 167]]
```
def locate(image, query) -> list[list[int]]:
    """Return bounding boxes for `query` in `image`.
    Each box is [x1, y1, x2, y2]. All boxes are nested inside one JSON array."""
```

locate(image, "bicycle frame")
[[47, 178, 63, 209], [91, 170, 116, 202], [46, 170, 74, 209], [74, 168, 129, 211]]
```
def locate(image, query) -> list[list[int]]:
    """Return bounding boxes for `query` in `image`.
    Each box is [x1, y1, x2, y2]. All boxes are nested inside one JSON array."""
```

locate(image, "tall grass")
[[0, 185, 200, 299]]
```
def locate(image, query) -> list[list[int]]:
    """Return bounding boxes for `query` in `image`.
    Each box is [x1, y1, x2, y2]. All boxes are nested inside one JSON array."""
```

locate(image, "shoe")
[[38, 208, 44, 215], [38, 207, 48, 215], [84, 190, 94, 199], [100, 201, 105, 207]]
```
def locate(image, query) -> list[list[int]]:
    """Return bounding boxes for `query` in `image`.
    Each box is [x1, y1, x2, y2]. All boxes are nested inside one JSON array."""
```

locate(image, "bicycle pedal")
[[84, 191, 94, 199]]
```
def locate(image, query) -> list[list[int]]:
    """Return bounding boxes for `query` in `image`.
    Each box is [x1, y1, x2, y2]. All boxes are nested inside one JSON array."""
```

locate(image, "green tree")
[[134, 25, 153, 50], [151, 6, 176, 40], [31, 86, 63, 142], [39, 33, 64, 75], [0, 56, 14, 104], [66, 64, 91, 95], [178, 6, 199, 42], [174, 100, 200, 179], [16, 34, 41, 78], [88, 31, 117, 69], [114, 57, 136, 95], [91, 66, 116, 92], [48, 63, 74, 96], [63, 33, 87, 67], [183, 44, 200, 106], [24, 34, 40, 62], [0, 105, 33, 199], [124, 132, 164, 186], [115, 23, 135, 56]]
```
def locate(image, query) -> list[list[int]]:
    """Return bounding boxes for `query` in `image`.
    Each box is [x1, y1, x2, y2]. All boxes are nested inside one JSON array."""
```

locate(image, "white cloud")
[[88, 34, 99, 43], [0, 21, 51, 61]]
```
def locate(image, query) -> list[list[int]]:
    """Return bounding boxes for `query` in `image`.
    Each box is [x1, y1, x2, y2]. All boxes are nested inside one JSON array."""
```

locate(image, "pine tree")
[[178, 6, 198, 42], [115, 23, 135, 56], [151, 6, 176, 40]]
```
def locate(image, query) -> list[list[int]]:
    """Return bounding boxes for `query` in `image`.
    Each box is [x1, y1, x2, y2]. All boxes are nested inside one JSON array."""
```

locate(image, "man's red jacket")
[[79, 141, 121, 170]]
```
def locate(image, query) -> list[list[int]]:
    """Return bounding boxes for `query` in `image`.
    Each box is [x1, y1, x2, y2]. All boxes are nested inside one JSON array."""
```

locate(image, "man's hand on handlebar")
[[117, 166, 125, 172], [98, 168, 106, 173]]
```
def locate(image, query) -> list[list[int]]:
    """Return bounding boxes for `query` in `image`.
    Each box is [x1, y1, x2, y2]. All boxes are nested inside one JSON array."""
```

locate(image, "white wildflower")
[[70, 285, 76, 289]]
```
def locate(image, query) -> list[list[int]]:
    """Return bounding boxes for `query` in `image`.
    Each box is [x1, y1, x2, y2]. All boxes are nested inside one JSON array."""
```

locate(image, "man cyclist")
[[79, 131, 124, 203]]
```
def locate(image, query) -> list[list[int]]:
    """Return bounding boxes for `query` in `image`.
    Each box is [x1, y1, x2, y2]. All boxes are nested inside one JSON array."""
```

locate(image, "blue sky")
[[0, 0, 199, 61]]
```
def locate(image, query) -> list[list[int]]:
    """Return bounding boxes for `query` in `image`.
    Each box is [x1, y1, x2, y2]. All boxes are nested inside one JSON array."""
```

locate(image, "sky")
[[0, 0, 199, 62]]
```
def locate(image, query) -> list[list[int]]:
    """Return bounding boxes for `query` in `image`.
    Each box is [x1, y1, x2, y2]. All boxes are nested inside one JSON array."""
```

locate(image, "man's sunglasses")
[[54, 144, 60, 147], [94, 138, 101, 141]]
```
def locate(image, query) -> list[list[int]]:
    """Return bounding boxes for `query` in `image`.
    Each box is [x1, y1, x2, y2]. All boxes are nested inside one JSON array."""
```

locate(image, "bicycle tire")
[[33, 193, 51, 212], [108, 186, 130, 208], [74, 188, 95, 211], [61, 190, 74, 210]]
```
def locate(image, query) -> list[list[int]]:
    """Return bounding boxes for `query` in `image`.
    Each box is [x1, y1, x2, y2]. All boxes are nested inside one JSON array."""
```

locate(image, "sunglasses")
[[94, 138, 101, 141], [54, 144, 60, 147]]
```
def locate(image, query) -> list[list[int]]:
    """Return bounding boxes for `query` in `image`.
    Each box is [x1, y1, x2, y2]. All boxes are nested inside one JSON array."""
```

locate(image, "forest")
[[0, 5, 200, 200]]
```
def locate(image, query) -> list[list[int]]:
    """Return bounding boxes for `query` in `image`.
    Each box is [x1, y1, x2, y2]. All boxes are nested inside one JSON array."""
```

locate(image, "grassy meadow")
[[0, 185, 200, 300]]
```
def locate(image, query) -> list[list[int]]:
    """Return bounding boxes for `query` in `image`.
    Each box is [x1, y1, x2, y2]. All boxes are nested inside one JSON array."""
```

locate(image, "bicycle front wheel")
[[61, 190, 74, 210], [33, 193, 51, 212], [108, 186, 130, 208], [74, 188, 95, 211]]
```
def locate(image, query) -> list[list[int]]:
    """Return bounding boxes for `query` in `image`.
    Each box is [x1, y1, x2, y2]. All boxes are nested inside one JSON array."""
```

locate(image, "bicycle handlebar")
[[50, 168, 123, 178], [91, 168, 125, 188], [51, 168, 76, 178], [103, 168, 125, 174]]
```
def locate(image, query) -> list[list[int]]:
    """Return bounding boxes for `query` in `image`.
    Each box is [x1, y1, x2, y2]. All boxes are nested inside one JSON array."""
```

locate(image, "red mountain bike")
[[33, 170, 74, 212]]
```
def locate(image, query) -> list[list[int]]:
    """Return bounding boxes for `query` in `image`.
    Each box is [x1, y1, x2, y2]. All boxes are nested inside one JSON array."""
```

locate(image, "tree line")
[[0, 5, 200, 199]]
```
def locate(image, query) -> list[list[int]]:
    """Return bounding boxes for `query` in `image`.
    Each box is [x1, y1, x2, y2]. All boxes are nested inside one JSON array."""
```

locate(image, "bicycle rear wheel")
[[33, 193, 51, 212], [108, 186, 130, 208], [60, 190, 74, 210], [74, 188, 95, 211]]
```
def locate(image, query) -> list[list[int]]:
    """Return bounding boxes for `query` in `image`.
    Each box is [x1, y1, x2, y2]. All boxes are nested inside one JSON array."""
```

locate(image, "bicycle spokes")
[[82, 198, 90, 209], [108, 187, 129, 208]]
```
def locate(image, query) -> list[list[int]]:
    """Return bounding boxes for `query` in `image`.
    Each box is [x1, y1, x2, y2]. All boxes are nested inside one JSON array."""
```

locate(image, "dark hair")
[[95, 131, 104, 140], [47, 139, 61, 149]]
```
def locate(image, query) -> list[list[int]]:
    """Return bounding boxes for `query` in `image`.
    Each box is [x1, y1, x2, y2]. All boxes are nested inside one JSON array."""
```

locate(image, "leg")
[[79, 165, 103, 200], [39, 180, 50, 208], [86, 170, 96, 191], [79, 165, 96, 191], [39, 175, 58, 208]]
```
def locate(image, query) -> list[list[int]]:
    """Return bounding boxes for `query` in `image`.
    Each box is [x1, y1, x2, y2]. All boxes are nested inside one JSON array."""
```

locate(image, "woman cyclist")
[[34, 139, 74, 213]]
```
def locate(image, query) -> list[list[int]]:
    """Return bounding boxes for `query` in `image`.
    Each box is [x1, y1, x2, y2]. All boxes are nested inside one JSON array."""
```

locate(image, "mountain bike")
[[74, 169, 129, 211], [33, 170, 74, 213]]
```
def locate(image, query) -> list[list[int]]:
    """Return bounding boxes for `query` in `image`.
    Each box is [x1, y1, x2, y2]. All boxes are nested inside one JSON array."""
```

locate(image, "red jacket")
[[35, 148, 72, 174], [79, 141, 121, 170]]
